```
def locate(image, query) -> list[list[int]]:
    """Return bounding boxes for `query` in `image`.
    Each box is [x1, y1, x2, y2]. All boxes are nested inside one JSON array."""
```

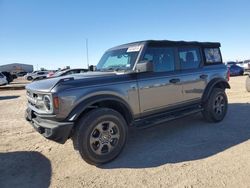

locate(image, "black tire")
[[27, 76, 32, 81], [246, 76, 250, 92], [202, 88, 228, 122], [72, 108, 128, 165]]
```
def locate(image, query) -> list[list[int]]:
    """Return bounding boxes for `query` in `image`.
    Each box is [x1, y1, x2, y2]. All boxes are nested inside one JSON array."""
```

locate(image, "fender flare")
[[202, 78, 230, 102], [67, 94, 134, 123]]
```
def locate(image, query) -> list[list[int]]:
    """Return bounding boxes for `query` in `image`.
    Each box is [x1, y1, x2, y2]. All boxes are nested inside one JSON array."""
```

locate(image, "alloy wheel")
[[89, 121, 120, 155]]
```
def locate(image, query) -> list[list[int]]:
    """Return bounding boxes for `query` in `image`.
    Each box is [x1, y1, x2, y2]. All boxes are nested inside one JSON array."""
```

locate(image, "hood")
[[25, 71, 120, 93]]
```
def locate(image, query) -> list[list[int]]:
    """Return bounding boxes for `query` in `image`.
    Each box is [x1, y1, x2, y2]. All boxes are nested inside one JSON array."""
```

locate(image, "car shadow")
[[101, 103, 250, 169], [0, 151, 51, 188], [0, 96, 20, 100]]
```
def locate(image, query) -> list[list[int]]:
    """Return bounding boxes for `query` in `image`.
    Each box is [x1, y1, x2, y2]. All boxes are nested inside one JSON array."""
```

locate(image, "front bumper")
[[25, 108, 74, 144]]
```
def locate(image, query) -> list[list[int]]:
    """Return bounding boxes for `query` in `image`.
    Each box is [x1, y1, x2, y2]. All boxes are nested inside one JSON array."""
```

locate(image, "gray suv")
[[25, 40, 230, 165]]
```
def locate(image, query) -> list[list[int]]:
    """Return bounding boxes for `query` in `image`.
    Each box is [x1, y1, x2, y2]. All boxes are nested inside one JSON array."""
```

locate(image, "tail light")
[[227, 68, 230, 81]]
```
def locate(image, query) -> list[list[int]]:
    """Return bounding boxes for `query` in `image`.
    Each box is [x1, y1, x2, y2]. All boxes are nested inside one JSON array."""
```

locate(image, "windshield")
[[96, 48, 140, 71]]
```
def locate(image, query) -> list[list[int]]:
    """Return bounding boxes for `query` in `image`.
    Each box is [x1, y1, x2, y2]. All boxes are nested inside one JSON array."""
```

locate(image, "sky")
[[0, 0, 250, 70]]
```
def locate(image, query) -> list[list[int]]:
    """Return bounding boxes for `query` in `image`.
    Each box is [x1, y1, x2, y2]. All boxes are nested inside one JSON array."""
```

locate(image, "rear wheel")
[[246, 76, 250, 92], [72, 108, 128, 165], [27, 76, 32, 81], [202, 88, 228, 122]]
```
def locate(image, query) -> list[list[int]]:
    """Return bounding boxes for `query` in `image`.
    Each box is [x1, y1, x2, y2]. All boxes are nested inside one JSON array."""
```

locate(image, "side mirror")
[[135, 61, 153, 73], [89, 65, 96, 71]]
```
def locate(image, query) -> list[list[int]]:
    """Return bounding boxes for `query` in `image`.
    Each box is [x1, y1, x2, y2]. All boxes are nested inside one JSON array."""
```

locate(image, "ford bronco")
[[25, 40, 230, 165]]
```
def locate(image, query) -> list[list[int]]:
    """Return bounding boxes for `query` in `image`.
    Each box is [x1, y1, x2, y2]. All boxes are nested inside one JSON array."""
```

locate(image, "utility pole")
[[86, 39, 89, 69]]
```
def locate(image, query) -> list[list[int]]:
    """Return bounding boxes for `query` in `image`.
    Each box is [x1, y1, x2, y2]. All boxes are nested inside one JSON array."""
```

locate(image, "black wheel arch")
[[67, 94, 134, 126], [202, 78, 230, 102]]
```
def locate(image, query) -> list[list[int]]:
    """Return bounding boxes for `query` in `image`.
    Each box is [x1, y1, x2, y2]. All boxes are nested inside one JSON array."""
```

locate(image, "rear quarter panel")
[[204, 64, 228, 82]]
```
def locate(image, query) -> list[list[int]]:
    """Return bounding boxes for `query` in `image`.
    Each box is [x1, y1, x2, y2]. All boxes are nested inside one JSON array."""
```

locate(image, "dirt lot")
[[1, 76, 250, 188]]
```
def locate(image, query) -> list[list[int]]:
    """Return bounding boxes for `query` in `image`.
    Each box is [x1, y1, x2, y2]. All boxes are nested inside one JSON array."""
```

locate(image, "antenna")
[[86, 39, 89, 69]]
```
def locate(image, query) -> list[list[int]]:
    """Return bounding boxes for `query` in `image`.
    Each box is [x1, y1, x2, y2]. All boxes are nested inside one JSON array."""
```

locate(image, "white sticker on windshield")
[[127, 45, 141, 52]]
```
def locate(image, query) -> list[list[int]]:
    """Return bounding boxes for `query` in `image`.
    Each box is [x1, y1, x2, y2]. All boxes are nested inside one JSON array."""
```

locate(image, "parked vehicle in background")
[[246, 75, 250, 92], [11, 74, 17, 79], [46, 70, 58, 78], [16, 71, 28, 77], [25, 71, 38, 80], [0, 72, 8, 85], [236, 61, 250, 71], [48, 68, 88, 78], [25, 71, 48, 81], [238, 60, 250, 72], [25, 40, 230, 165], [32, 71, 49, 81], [226, 61, 237, 68], [229, 64, 244, 76], [1, 72, 13, 83]]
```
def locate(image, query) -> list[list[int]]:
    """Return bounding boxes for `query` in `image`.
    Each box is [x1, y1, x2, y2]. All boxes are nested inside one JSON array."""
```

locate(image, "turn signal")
[[53, 96, 59, 109]]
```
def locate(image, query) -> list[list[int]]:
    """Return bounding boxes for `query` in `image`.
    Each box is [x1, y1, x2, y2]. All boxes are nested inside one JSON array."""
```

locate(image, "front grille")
[[26, 90, 54, 114], [26, 90, 42, 110], [27, 90, 36, 104]]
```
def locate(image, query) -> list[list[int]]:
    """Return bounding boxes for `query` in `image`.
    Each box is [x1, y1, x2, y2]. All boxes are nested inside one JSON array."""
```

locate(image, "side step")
[[134, 106, 203, 129]]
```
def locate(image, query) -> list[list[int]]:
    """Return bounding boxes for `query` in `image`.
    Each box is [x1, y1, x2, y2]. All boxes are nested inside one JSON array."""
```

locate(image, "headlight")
[[43, 95, 52, 111]]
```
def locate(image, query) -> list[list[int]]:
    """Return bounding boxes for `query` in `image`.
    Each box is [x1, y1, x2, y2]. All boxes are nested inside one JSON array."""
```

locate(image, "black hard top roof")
[[109, 40, 221, 51]]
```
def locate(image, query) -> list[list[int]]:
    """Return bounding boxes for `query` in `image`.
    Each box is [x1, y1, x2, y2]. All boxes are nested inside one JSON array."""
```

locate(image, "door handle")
[[200, 74, 208, 79], [169, 78, 180, 84]]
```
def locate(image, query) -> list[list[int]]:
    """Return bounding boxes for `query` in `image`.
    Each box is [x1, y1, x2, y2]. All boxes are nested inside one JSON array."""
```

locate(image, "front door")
[[137, 47, 183, 116]]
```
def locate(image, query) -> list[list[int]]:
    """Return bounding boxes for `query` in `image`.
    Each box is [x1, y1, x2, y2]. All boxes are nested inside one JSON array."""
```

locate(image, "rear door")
[[137, 47, 183, 116], [177, 47, 207, 103]]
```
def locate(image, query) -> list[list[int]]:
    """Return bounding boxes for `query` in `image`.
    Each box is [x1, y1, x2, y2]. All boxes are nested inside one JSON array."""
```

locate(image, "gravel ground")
[[0, 76, 250, 188]]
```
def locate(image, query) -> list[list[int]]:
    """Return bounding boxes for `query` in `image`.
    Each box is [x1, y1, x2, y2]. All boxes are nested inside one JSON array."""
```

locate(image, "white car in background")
[[0, 72, 8, 85], [25, 71, 49, 81], [236, 60, 250, 72]]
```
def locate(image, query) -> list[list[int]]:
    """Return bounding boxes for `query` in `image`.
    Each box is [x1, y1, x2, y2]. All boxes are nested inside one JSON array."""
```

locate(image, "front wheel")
[[72, 108, 128, 165], [202, 88, 228, 122]]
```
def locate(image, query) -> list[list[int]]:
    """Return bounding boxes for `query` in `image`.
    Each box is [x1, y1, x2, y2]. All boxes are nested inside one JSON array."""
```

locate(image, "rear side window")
[[65, 70, 78, 75], [143, 47, 175, 72], [80, 69, 86, 73], [178, 48, 201, 70], [37, 72, 45, 75], [73, 70, 81, 74], [204, 48, 222, 64]]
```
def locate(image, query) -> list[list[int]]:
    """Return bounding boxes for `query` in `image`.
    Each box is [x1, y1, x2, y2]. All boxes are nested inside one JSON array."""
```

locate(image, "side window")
[[72, 70, 80, 74], [80, 69, 86, 73], [178, 48, 201, 70], [204, 48, 222, 64], [65, 70, 74, 75], [143, 47, 175, 72]]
